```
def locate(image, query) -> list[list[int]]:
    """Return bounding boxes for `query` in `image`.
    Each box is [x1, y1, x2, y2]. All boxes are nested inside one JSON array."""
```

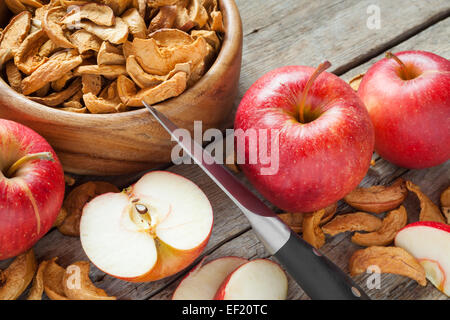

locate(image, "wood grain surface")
[[0, 0, 449, 300]]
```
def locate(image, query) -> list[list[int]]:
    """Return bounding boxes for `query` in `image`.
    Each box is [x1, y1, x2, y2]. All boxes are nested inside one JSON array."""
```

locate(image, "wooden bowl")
[[0, 0, 242, 175]]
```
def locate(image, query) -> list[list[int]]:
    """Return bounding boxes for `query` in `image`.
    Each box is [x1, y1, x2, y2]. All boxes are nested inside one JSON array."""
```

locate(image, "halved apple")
[[395, 222, 450, 296], [80, 171, 213, 282], [173, 256, 248, 300], [214, 259, 288, 300]]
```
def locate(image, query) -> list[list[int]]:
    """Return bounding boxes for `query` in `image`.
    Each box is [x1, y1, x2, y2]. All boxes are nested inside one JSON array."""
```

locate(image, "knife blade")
[[144, 102, 369, 300]]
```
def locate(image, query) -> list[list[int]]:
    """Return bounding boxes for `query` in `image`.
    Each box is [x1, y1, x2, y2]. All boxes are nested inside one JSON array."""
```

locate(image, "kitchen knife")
[[144, 102, 370, 300]]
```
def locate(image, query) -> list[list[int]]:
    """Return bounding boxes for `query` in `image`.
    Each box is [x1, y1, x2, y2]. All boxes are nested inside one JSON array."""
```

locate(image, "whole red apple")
[[358, 50, 450, 168], [0, 119, 65, 260], [234, 63, 374, 213]]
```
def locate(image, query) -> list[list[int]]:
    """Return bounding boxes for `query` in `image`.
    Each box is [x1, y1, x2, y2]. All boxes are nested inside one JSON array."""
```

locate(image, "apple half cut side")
[[172, 256, 248, 300], [80, 171, 213, 282], [395, 221, 450, 296], [214, 259, 288, 300]]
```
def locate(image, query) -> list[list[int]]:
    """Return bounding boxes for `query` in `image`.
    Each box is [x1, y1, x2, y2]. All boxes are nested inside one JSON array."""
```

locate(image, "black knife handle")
[[273, 231, 370, 300]]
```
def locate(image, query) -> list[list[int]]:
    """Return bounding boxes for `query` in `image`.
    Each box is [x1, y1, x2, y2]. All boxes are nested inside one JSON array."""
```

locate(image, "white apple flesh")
[[80, 171, 213, 282], [172, 256, 248, 300], [214, 259, 288, 300], [395, 221, 450, 296]]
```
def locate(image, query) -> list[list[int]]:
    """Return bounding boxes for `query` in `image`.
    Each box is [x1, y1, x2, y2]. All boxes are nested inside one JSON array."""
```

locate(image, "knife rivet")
[[351, 287, 361, 297], [312, 248, 322, 257]]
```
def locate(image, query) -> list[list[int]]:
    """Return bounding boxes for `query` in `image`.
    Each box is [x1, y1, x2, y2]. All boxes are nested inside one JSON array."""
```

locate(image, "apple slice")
[[173, 256, 248, 300], [214, 259, 288, 300], [80, 171, 213, 282], [395, 222, 450, 296]]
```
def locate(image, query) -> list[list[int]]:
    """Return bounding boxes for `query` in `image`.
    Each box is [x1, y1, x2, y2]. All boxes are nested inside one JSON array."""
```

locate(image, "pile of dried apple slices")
[[0, 0, 224, 113]]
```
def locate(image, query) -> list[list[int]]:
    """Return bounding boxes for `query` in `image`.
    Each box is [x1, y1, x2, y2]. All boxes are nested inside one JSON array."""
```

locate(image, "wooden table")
[[2, 0, 449, 300]]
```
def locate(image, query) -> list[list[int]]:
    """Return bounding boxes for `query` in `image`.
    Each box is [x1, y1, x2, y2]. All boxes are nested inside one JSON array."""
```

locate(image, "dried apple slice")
[[74, 64, 127, 79], [27, 260, 48, 300], [148, 0, 179, 6], [14, 30, 50, 75], [67, 30, 101, 55], [80, 171, 214, 282], [22, 49, 83, 95], [349, 246, 426, 286], [191, 29, 220, 51], [5, 61, 23, 93], [43, 258, 69, 300], [149, 28, 194, 47], [209, 10, 224, 33], [63, 261, 116, 300], [30, 78, 82, 107], [81, 74, 102, 95], [349, 73, 365, 91], [78, 17, 129, 44], [121, 8, 147, 39], [96, 0, 132, 15], [51, 71, 74, 92], [97, 41, 125, 65], [35, 82, 51, 97], [5, 0, 28, 15], [84, 93, 125, 113], [174, 0, 208, 31], [21, 0, 44, 8], [302, 209, 326, 249], [351, 206, 408, 246], [441, 187, 450, 224], [38, 39, 60, 57], [69, 30, 102, 54], [117, 72, 187, 107], [60, 0, 89, 7], [278, 202, 337, 233], [323, 212, 382, 236], [131, 36, 207, 75], [43, 6, 76, 49], [0, 11, 32, 66], [62, 3, 115, 26], [406, 181, 446, 223], [344, 178, 408, 214], [148, 5, 177, 33], [126, 55, 190, 88], [0, 250, 37, 300], [53, 208, 69, 228]]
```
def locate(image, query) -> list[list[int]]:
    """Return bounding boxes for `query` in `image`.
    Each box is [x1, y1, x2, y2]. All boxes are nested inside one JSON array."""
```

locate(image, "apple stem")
[[385, 51, 411, 79], [6, 152, 54, 177], [297, 61, 332, 123]]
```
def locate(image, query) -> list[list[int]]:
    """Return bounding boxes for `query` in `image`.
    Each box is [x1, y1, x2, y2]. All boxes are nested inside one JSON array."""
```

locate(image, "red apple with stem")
[[234, 62, 374, 212], [0, 119, 65, 260], [358, 50, 450, 168]]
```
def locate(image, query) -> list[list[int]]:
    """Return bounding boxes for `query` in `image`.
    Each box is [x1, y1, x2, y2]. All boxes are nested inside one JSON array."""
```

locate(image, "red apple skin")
[[235, 66, 374, 212], [358, 50, 450, 169], [396, 221, 450, 236], [0, 119, 65, 260]]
